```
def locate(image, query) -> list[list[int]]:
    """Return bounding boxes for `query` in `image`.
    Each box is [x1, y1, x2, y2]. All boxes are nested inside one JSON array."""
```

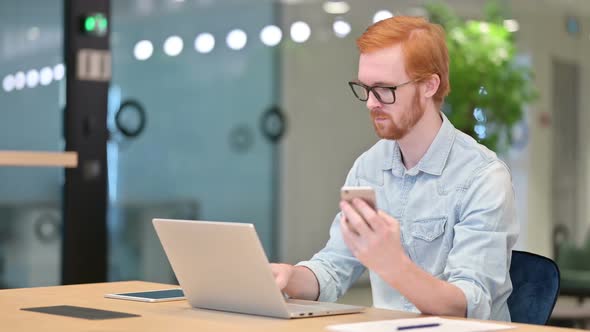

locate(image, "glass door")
[[0, 0, 65, 288], [108, 0, 279, 283]]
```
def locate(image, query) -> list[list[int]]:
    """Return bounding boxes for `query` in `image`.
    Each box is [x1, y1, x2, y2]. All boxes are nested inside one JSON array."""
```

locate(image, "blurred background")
[[0, 0, 589, 328]]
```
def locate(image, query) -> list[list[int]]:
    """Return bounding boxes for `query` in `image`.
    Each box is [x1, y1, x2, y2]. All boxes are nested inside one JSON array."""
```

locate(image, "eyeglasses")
[[348, 79, 419, 104]]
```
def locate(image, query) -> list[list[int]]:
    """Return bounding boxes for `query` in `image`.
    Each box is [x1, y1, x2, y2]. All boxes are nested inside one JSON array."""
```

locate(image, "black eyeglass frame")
[[348, 79, 420, 104]]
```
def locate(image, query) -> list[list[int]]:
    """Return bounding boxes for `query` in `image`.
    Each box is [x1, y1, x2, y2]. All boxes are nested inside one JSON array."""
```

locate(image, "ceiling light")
[[226, 29, 247, 50], [195, 33, 215, 53], [2, 75, 15, 92], [323, 1, 350, 15], [373, 10, 393, 23], [260, 25, 282, 47], [14, 72, 26, 90], [26, 69, 39, 88], [290, 21, 311, 43], [333, 20, 351, 38], [53, 64, 65, 81], [134, 40, 154, 60], [40, 67, 53, 86], [163, 36, 184, 56]]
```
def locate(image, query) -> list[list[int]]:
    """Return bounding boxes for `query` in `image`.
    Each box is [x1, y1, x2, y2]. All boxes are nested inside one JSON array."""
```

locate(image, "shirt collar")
[[383, 112, 456, 177]]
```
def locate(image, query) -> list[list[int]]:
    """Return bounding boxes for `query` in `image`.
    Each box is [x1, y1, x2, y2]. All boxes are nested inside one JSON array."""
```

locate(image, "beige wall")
[[512, 1, 590, 254], [278, 2, 376, 263]]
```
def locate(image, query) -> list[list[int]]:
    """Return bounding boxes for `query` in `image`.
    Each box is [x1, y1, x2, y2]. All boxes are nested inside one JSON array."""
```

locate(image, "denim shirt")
[[297, 112, 519, 321]]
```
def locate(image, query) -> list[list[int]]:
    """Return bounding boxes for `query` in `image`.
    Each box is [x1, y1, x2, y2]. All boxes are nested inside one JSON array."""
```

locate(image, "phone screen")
[[116, 289, 184, 299]]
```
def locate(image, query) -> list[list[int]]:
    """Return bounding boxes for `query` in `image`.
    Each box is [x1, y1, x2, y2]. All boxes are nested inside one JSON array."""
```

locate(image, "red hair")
[[357, 16, 450, 106]]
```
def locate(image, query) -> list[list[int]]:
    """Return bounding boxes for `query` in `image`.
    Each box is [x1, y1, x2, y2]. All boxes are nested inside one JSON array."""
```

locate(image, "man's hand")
[[340, 198, 467, 317], [269, 263, 320, 301], [339, 198, 408, 278], [270, 263, 294, 291]]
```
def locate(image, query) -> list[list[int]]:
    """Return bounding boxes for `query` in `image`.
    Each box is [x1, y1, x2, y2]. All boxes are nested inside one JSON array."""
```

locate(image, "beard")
[[371, 88, 425, 140]]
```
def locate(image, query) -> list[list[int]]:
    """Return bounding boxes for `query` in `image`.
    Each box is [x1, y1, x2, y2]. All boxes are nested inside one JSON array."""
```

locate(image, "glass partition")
[[0, 0, 64, 288], [107, 0, 278, 282]]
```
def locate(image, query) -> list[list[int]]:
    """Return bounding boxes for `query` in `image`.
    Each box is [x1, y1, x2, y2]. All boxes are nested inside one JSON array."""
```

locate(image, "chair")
[[553, 225, 590, 302], [550, 226, 590, 328], [507, 250, 560, 325]]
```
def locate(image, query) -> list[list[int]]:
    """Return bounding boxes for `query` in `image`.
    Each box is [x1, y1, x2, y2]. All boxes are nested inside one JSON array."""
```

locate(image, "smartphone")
[[340, 186, 376, 209], [104, 288, 185, 303]]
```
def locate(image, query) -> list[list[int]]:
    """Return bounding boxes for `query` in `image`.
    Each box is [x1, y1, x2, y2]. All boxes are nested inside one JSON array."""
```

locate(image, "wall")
[[279, 1, 376, 263], [511, 0, 590, 254]]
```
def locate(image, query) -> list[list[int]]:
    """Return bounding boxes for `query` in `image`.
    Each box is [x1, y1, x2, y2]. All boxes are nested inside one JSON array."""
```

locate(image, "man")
[[271, 16, 518, 321]]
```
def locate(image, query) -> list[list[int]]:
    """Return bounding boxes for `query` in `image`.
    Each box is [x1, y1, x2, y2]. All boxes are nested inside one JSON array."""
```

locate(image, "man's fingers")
[[276, 275, 287, 289], [340, 201, 372, 236], [352, 198, 386, 232], [339, 214, 359, 254], [270, 264, 292, 290], [340, 213, 358, 238], [340, 213, 358, 237]]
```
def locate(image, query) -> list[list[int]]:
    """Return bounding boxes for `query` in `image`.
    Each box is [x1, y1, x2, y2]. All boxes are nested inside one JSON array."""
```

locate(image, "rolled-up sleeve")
[[445, 161, 519, 320], [296, 158, 367, 302]]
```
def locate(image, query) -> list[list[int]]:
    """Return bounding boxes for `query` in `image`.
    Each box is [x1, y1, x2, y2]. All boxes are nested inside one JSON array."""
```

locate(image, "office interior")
[[0, 0, 589, 328]]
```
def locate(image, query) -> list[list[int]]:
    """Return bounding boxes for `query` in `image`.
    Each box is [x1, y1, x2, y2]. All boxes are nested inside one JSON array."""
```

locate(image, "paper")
[[326, 316, 514, 332]]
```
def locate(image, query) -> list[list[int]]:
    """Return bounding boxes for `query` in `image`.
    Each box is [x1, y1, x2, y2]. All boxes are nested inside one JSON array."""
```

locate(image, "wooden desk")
[[0, 281, 583, 331]]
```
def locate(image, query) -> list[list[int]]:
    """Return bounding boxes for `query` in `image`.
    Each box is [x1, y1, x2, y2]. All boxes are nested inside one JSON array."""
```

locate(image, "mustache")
[[371, 110, 389, 118]]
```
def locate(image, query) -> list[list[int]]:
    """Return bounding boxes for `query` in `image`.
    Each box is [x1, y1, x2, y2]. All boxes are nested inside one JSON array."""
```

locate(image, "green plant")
[[426, 2, 537, 152]]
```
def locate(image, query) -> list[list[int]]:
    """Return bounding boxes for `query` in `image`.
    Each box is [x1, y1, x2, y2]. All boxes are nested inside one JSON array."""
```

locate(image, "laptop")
[[152, 218, 365, 319]]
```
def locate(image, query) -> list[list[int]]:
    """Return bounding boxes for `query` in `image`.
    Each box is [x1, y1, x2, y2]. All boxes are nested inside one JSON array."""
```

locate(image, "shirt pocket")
[[409, 216, 447, 241], [407, 216, 449, 274]]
